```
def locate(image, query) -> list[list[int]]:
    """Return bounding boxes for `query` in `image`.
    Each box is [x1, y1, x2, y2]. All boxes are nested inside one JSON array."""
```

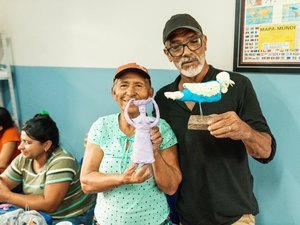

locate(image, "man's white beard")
[[175, 54, 205, 78], [180, 64, 203, 77]]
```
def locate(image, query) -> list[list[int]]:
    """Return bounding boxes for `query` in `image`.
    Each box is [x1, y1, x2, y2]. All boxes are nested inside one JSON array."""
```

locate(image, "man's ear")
[[202, 35, 207, 51], [163, 48, 173, 62]]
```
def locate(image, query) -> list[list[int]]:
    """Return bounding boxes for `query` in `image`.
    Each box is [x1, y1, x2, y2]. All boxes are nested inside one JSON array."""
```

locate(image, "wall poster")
[[233, 0, 300, 73]]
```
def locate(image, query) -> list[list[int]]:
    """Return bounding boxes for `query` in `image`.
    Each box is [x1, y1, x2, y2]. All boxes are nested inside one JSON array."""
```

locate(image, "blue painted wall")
[[247, 73, 300, 225], [11, 65, 300, 225]]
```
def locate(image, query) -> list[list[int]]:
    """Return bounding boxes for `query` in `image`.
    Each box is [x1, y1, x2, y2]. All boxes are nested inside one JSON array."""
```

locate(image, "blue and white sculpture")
[[164, 71, 235, 130], [164, 72, 235, 103]]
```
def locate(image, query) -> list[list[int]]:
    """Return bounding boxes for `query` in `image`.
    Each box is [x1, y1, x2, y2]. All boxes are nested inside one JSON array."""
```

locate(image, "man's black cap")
[[163, 13, 203, 44]]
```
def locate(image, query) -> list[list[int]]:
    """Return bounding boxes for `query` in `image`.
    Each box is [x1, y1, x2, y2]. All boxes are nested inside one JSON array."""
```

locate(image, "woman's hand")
[[150, 126, 162, 150], [0, 177, 11, 202], [122, 163, 152, 184]]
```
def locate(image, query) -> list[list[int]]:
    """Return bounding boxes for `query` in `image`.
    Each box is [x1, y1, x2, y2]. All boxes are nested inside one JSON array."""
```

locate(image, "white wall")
[[0, 0, 235, 70]]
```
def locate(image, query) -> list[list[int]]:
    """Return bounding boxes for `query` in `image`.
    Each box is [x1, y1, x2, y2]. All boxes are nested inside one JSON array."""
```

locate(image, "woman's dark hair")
[[0, 107, 14, 135], [22, 113, 59, 154]]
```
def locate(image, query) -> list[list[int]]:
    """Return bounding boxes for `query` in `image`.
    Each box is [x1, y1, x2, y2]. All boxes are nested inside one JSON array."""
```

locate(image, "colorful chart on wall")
[[233, 0, 300, 73]]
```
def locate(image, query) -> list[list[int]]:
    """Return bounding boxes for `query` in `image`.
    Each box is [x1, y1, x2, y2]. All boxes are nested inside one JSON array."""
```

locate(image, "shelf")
[[0, 32, 19, 127]]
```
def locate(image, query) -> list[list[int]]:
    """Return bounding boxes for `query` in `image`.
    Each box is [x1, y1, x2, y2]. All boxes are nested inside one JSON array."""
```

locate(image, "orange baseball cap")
[[114, 62, 151, 81]]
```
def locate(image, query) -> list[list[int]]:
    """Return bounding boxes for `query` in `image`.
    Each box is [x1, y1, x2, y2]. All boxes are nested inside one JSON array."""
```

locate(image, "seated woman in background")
[[0, 107, 20, 174], [0, 113, 96, 225]]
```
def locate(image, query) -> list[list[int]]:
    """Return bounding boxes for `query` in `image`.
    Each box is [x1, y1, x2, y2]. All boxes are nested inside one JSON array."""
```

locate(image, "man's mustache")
[[179, 56, 199, 67]]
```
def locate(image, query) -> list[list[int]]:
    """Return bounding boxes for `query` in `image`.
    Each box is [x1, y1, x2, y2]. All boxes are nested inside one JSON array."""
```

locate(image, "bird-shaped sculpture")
[[164, 71, 235, 103]]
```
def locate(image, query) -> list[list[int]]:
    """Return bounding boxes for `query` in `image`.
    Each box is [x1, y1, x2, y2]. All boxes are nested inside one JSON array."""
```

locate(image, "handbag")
[[0, 203, 51, 225]]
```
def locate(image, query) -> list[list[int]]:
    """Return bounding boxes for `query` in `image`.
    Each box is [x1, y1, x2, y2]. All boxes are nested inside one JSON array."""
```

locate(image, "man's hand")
[[207, 111, 272, 158], [207, 111, 252, 140]]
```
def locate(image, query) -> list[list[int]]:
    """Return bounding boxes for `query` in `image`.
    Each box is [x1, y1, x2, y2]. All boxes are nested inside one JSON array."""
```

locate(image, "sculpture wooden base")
[[188, 115, 213, 130]]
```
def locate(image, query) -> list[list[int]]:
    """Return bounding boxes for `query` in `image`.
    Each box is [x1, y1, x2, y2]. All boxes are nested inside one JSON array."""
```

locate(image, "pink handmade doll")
[[124, 98, 160, 164]]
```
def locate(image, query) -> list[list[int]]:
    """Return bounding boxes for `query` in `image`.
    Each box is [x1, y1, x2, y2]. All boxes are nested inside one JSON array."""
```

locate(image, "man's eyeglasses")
[[166, 35, 203, 57]]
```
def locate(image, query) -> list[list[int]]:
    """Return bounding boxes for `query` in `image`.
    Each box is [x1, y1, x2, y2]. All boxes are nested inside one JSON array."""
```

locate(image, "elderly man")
[[154, 13, 276, 225]]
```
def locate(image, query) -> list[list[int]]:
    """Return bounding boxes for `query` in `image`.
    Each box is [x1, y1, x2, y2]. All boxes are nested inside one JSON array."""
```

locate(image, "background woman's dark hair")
[[22, 113, 59, 153], [0, 107, 14, 135]]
